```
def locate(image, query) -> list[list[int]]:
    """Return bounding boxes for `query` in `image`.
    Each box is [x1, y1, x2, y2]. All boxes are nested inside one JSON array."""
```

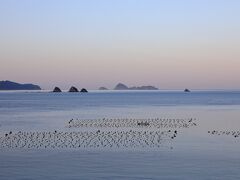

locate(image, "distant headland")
[[113, 83, 158, 90], [0, 80, 41, 90]]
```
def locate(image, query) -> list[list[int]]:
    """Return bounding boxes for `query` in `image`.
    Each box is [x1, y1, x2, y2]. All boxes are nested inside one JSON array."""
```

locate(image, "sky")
[[0, 0, 240, 90]]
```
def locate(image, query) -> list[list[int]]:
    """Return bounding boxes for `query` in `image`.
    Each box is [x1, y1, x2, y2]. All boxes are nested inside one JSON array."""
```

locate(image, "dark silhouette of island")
[[0, 80, 41, 90], [80, 88, 88, 93], [99, 87, 108, 90], [184, 88, 191, 92], [114, 83, 158, 90], [69, 86, 79, 92], [53, 87, 62, 92]]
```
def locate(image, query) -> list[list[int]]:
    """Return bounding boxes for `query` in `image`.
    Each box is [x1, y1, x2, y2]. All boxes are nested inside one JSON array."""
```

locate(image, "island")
[[53, 87, 62, 92], [69, 86, 79, 92], [128, 86, 158, 90], [0, 80, 41, 90], [80, 88, 88, 93], [114, 83, 129, 90], [114, 83, 158, 90], [99, 87, 108, 90], [184, 89, 191, 92]]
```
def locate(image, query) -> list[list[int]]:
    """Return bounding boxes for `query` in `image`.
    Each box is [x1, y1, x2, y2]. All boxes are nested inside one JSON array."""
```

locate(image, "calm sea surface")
[[1, 90, 240, 179]]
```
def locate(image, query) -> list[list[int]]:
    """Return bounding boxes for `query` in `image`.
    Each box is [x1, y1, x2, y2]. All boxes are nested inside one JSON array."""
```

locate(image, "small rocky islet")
[[69, 86, 79, 92], [53, 87, 62, 92], [184, 88, 191, 92], [51, 86, 88, 93], [80, 88, 88, 93]]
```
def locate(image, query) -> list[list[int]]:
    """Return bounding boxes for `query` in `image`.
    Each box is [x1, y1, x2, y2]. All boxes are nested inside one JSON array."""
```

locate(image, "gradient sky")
[[0, 0, 240, 90]]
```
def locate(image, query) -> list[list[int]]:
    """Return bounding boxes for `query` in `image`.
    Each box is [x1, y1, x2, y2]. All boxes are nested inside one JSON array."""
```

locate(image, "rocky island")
[[69, 86, 79, 92], [184, 89, 191, 92], [114, 83, 158, 90], [53, 87, 62, 92], [0, 80, 41, 90], [80, 88, 88, 93]]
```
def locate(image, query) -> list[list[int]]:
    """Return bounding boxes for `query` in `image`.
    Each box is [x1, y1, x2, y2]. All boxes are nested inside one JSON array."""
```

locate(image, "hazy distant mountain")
[[99, 87, 108, 90], [114, 83, 129, 90], [0, 80, 41, 90], [129, 86, 158, 90], [114, 83, 158, 90]]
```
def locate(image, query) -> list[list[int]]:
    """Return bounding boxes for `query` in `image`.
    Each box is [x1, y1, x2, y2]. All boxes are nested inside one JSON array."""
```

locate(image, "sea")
[[0, 90, 240, 180]]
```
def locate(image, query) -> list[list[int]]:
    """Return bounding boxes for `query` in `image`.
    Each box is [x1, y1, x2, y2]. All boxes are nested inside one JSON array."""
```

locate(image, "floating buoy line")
[[0, 117, 197, 149]]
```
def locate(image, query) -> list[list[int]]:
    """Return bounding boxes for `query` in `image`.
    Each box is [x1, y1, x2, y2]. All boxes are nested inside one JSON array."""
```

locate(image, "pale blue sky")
[[0, 0, 240, 89]]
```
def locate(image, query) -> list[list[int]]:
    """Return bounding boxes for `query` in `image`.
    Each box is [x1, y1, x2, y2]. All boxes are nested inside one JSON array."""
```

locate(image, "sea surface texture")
[[0, 90, 240, 180]]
